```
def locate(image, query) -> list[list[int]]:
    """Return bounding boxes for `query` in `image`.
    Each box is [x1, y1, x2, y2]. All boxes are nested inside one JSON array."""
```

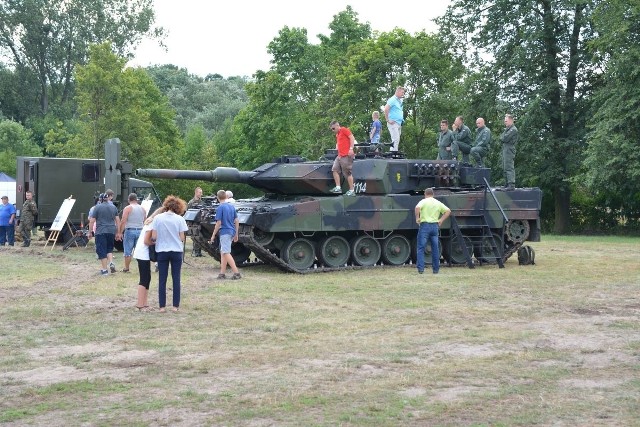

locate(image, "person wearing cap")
[[0, 195, 16, 246], [88, 189, 121, 275], [187, 187, 203, 257]]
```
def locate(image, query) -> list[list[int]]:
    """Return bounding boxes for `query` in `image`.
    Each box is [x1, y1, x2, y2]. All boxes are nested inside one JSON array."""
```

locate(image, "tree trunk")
[[553, 184, 571, 233], [40, 78, 48, 115]]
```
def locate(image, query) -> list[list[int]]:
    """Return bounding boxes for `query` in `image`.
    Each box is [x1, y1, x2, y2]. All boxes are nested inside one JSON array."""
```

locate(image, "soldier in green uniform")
[[187, 187, 203, 256], [451, 116, 473, 163], [500, 114, 518, 190], [20, 191, 38, 247], [471, 117, 491, 167], [436, 119, 454, 160]]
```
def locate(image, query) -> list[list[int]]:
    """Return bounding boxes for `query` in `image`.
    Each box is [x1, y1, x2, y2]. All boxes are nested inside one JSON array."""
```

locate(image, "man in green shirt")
[[436, 119, 455, 160], [471, 117, 491, 167], [414, 188, 451, 274], [451, 116, 473, 163], [500, 114, 519, 190]]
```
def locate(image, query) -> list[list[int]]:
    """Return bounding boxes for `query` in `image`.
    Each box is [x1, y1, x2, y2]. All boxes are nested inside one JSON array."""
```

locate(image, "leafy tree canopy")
[[437, 0, 601, 232], [0, 119, 41, 176], [0, 0, 163, 115]]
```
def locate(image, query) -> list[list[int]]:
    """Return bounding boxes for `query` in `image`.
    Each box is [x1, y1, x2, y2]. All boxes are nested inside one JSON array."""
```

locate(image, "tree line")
[[0, 1, 638, 234]]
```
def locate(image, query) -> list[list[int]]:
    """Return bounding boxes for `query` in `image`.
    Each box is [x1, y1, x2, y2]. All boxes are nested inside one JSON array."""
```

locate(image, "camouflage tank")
[[136, 149, 541, 273]]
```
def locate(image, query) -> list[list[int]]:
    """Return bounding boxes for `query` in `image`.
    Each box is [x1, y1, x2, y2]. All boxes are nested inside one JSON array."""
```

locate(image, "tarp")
[[0, 172, 16, 204], [0, 172, 16, 182]]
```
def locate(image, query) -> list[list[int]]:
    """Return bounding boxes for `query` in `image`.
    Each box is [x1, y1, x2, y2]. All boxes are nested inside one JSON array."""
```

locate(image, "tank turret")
[[136, 157, 491, 196], [136, 154, 541, 273]]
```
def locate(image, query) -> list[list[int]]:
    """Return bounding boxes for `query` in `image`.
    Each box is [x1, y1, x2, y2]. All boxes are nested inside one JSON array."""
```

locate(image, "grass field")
[[1, 235, 639, 426]]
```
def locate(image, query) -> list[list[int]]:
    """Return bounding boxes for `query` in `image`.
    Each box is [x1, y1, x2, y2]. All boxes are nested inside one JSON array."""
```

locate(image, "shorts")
[[95, 233, 115, 260], [331, 155, 353, 176], [123, 228, 141, 257], [219, 233, 233, 254]]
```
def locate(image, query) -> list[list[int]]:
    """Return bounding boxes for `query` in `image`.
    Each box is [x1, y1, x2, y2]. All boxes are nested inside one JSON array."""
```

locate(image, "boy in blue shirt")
[[209, 190, 241, 280]]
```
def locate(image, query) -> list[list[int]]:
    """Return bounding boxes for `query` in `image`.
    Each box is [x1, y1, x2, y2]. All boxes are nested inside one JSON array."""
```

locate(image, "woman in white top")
[[151, 196, 188, 313], [132, 221, 154, 311]]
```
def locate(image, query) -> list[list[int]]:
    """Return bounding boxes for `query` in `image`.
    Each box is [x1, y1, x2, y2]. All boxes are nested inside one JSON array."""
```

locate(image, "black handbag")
[[148, 244, 157, 262]]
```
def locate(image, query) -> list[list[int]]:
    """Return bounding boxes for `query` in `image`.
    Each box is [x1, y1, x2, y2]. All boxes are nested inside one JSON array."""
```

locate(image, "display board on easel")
[[45, 198, 76, 250]]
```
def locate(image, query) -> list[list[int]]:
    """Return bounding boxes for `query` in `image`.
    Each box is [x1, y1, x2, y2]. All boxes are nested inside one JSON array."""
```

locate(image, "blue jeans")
[[0, 225, 14, 245], [417, 222, 440, 273], [123, 228, 141, 257], [157, 251, 183, 308]]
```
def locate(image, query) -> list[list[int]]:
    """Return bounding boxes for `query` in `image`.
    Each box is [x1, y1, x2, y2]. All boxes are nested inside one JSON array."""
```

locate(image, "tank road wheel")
[[253, 229, 275, 246], [474, 232, 504, 264], [506, 219, 530, 244], [231, 242, 251, 265], [381, 234, 411, 265], [411, 237, 443, 265], [448, 234, 474, 264], [318, 236, 351, 268], [350, 235, 381, 266], [281, 238, 316, 270]]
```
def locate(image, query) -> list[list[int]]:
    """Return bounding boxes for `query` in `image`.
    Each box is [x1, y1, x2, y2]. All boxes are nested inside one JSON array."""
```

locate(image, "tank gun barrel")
[[135, 167, 255, 184]]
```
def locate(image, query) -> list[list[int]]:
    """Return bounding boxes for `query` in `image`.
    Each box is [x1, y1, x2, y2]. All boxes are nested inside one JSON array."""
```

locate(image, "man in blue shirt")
[[384, 86, 405, 152], [0, 195, 16, 246], [209, 190, 241, 280]]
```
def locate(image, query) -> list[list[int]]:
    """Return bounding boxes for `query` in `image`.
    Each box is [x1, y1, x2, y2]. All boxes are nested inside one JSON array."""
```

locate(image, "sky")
[[129, 0, 451, 78]]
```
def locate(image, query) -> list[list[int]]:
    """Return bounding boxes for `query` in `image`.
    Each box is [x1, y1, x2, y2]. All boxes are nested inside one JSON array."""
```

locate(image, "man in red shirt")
[[329, 120, 357, 196]]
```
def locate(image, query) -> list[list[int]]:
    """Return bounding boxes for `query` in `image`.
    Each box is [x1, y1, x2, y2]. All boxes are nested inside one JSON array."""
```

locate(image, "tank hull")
[[186, 187, 541, 273]]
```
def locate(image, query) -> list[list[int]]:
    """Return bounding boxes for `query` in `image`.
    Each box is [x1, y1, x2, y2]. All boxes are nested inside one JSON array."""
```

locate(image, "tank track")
[[237, 225, 519, 274], [192, 224, 521, 273]]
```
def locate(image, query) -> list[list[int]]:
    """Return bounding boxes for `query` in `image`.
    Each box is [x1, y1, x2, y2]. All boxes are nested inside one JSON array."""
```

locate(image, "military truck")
[[136, 148, 542, 273], [16, 138, 161, 243]]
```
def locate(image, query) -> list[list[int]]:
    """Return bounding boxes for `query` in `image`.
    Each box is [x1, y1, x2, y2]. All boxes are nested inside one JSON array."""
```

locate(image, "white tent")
[[0, 172, 16, 204]]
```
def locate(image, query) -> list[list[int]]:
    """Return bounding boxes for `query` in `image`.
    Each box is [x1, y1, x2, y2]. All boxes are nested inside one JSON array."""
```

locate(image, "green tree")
[[0, 0, 162, 115], [146, 64, 248, 136], [224, 71, 314, 168], [0, 64, 40, 122], [582, 0, 640, 229], [438, 0, 599, 233], [227, 7, 381, 168], [70, 43, 180, 169], [334, 30, 465, 159], [235, 7, 468, 169], [0, 119, 42, 176]]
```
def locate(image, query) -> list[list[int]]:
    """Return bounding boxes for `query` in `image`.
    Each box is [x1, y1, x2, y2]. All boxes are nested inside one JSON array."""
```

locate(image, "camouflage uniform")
[[471, 126, 491, 167], [500, 124, 518, 187], [436, 129, 455, 160], [20, 198, 38, 247], [187, 196, 203, 256], [451, 124, 473, 162]]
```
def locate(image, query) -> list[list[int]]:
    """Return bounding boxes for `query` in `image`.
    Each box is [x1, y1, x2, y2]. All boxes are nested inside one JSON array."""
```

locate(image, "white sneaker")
[[330, 186, 342, 194], [345, 190, 355, 196]]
